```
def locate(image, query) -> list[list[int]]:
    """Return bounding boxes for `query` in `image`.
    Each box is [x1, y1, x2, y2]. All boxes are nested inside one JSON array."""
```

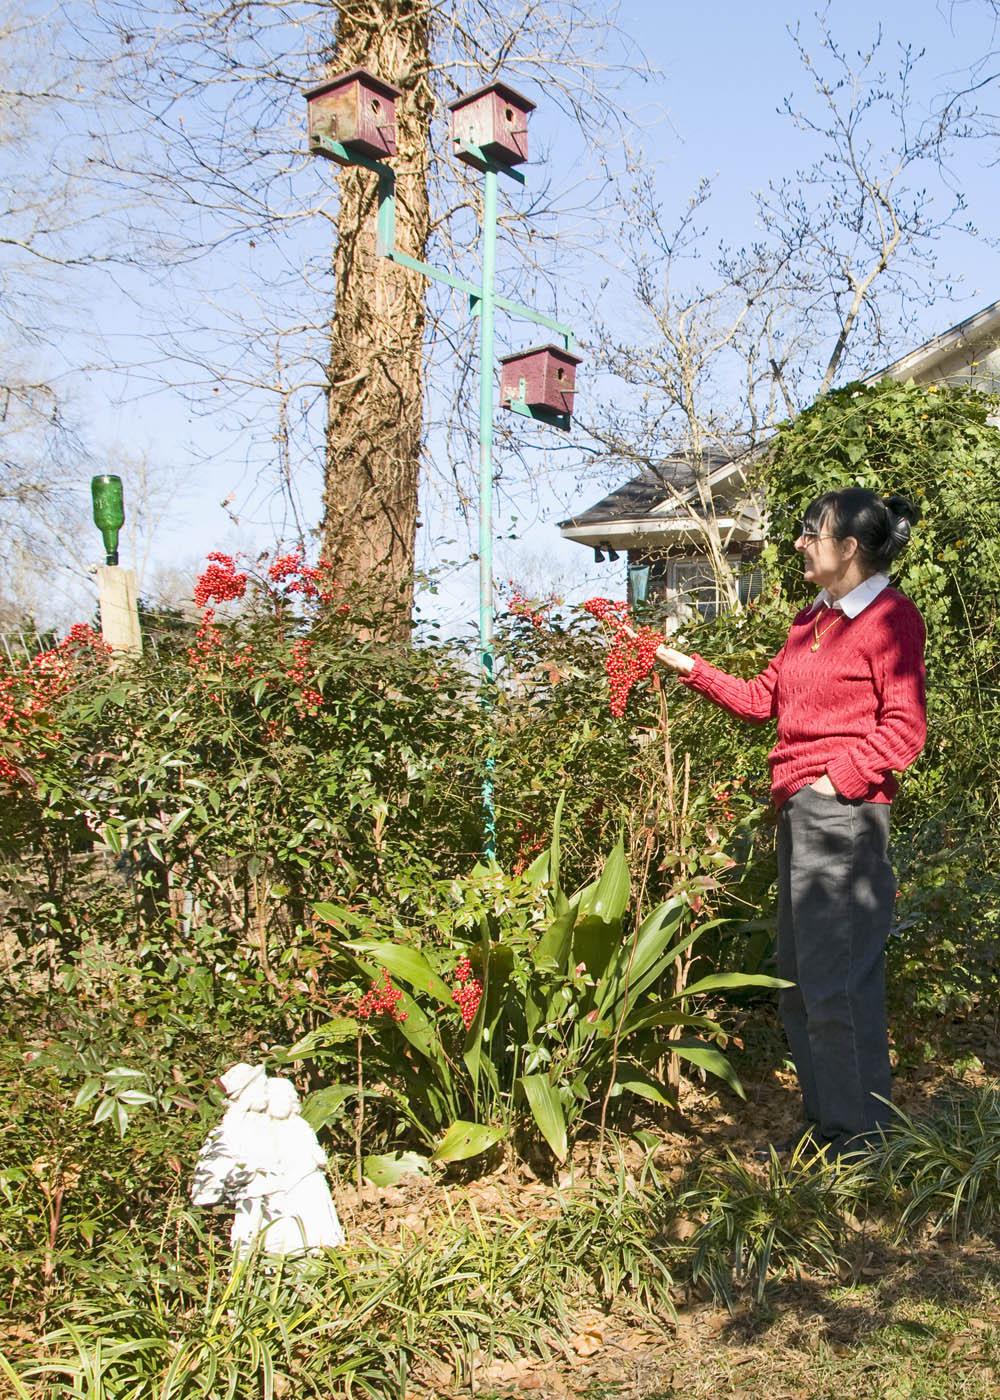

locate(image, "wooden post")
[[96, 565, 143, 657]]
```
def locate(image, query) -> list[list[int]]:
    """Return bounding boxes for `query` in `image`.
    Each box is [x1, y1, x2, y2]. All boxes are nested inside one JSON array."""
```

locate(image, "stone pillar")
[[96, 565, 143, 657]]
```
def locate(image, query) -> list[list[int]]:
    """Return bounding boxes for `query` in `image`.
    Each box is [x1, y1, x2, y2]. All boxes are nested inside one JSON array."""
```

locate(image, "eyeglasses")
[[797, 530, 836, 544]]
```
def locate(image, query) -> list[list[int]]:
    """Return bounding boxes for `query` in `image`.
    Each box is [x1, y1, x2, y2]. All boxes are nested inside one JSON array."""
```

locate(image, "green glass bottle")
[[91, 474, 125, 565]]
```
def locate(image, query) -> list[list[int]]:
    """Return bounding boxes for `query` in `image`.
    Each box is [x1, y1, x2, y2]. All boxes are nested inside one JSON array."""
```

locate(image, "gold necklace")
[[811, 608, 842, 652]]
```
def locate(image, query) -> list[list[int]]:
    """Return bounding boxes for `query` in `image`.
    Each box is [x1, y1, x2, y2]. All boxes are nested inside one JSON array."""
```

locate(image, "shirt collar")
[[811, 572, 890, 619]]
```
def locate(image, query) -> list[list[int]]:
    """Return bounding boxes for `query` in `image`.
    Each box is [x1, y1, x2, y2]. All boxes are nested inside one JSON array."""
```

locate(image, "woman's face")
[[794, 516, 857, 590]]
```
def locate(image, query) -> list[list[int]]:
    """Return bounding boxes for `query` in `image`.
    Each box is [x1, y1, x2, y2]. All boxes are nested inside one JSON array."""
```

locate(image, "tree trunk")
[[322, 1, 432, 629]]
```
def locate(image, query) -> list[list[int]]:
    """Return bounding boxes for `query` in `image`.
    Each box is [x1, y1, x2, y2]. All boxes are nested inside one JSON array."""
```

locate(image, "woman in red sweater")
[[656, 488, 926, 1159]]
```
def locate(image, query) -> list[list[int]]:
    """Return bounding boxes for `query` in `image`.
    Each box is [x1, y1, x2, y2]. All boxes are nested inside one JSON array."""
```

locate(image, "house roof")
[[561, 296, 1000, 546], [862, 295, 1000, 386], [557, 451, 731, 531]]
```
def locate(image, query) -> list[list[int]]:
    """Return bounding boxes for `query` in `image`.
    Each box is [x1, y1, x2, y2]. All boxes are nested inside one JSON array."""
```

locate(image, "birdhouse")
[[500, 344, 583, 417], [304, 69, 402, 162], [448, 81, 536, 168]]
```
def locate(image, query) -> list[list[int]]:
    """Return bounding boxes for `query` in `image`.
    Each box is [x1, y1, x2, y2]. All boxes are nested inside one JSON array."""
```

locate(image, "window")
[[668, 560, 720, 620], [659, 558, 762, 623]]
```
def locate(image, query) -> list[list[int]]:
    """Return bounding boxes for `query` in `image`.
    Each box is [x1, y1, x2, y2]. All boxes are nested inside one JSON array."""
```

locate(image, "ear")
[[840, 535, 860, 561]]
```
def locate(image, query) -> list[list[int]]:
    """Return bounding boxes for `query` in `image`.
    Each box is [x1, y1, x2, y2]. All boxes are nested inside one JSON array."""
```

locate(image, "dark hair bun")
[[884, 494, 919, 528], [882, 495, 918, 561]]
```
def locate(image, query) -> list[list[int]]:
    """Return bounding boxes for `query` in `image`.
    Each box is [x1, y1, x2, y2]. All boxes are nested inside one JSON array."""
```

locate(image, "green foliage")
[[543, 1155, 677, 1315], [7, 1206, 569, 1398], [680, 1145, 863, 1308], [291, 822, 785, 1168], [874, 1087, 1000, 1241]]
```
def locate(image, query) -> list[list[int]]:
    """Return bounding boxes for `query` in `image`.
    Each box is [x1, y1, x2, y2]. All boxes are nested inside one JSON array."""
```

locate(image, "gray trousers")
[[776, 785, 896, 1153]]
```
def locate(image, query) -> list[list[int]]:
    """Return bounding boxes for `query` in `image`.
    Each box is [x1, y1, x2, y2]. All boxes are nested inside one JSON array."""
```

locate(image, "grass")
[[5, 1041, 1000, 1398], [872, 1086, 1000, 1241]]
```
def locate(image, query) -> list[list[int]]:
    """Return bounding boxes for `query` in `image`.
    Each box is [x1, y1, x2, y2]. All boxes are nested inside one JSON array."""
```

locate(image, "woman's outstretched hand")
[[655, 643, 696, 675]]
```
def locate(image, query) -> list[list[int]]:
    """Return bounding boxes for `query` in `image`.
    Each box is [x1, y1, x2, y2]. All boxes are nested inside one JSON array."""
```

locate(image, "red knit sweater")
[[680, 587, 927, 808]]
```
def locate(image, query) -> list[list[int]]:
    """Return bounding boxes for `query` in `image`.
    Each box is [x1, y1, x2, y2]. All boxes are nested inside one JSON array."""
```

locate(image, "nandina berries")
[[583, 597, 665, 718], [193, 553, 248, 609], [267, 550, 340, 604], [452, 955, 483, 1029], [357, 969, 407, 1023], [0, 624, 110, 784]]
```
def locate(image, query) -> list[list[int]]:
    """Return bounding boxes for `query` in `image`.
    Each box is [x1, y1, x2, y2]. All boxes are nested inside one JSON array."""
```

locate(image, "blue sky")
[[40, 0, 1000, 632]]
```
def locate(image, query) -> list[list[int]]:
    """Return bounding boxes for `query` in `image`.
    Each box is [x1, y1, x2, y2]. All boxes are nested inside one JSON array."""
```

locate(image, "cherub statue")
[[190, 1062, 345, 1255]]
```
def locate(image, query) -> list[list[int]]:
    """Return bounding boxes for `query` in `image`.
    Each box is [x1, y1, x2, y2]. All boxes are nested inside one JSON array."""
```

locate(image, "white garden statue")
[[190, 1062, 345, 1255]]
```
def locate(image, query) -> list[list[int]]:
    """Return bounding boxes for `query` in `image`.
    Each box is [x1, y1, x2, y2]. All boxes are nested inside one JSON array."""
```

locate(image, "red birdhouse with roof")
[[304, 68, 402, 163], [500, 344, 583, 418], [448, 81, 536, 169]]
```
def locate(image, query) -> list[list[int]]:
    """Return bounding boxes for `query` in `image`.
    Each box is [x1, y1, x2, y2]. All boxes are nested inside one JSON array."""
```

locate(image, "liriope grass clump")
[[6, 1206, 569, 1399], [873, 1086, 1000, 1241], [542, 1157, 678, 1317], [677, 1145, 865, 1309]]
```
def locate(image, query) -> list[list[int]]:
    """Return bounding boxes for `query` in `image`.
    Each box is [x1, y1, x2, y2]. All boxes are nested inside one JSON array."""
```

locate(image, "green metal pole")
[[479, 164, 498, 860]]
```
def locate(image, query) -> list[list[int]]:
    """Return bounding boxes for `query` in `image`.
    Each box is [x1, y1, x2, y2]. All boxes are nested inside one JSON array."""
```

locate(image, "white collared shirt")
[[810, 572, 890, 619]]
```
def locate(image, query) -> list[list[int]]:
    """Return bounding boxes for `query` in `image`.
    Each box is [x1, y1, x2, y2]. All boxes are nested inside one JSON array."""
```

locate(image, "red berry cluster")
[[583, 598, 665, 718], [452, 955, 483, 1029], [193, 553, 247, 609], [508, 585, 554, 629], [711, 777, 745, 824], [186, 611, 225, 673], [267, 549, 340, 604], [289, 637, 323, 715], [0, 625, 110, 784], [357, 968, 408, 1022], [582, 596, 630, 625]]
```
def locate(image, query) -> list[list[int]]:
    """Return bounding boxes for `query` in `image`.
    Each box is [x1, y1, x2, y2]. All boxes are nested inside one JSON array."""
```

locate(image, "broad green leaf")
[[363, 1151, 432, 1186], [571, 914, 622, 984], [670, 972, 793, 1000], [164, 808, 191, 839], [519, 1074, 568, 1162], [430, 1120, 505, 1163], [621, 916, 732, 1010], [609, 1067, 675, 1107], [532, 903, 577, 973], [346, 940, 453, 1006], [73, 1077, 102, 1109], [282, 1019, 357, 1060], [311, 902, 370, 931], [104, 1067, 146, 1082], [670, 1039, 746, 1100], [301, 1085, 356, 1132], [595, 897, 686, 1015], [522, 847, 550, 887], [384, 988, 448, 1072], [93, 1097, 117, 1125], [584, 839, 630, 923], [100, 822, 123, 855], [618, 1003, 721, 1038], [550, 790, 565, 901]]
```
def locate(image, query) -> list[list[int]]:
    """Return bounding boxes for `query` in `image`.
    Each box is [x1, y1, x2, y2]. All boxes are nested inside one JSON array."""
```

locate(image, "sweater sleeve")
[[678, 644, 786, 723], [825, 606, 927, 798]]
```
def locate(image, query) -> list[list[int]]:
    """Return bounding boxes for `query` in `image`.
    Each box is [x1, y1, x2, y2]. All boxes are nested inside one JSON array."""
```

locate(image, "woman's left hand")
[[810, 774, 837, 796]]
